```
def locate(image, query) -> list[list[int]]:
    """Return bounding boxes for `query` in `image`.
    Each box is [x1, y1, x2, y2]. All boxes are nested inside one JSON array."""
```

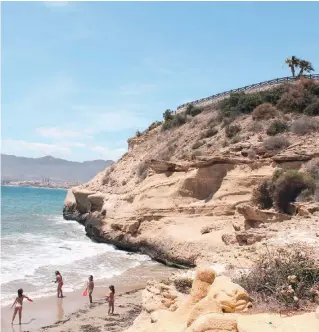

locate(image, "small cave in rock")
[[178, 164, 234, 200]]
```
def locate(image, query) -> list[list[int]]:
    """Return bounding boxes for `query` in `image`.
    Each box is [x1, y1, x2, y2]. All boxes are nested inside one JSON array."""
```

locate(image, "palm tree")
[[297, 59, 314, 77], [285, 56, 300, 77]]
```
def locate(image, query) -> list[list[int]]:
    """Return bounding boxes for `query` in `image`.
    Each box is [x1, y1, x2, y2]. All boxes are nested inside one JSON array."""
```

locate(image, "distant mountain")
[[1, 154, 113, 183]]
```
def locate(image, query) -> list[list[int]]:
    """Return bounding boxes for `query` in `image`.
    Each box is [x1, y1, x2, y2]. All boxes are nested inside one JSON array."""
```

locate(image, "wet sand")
[[1, 263, 176, 332]]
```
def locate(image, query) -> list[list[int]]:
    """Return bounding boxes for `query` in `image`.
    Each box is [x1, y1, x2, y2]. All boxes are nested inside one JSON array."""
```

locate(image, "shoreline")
[[2, 185, 69, 190], [1, 262, 177, 332]]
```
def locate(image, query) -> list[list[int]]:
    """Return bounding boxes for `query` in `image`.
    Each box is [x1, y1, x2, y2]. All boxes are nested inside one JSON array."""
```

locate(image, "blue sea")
[[1, 186, 150, 306]]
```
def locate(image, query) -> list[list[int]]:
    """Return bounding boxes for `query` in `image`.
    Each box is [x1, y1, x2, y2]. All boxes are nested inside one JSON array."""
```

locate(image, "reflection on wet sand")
[[56, 299, 64, 322]]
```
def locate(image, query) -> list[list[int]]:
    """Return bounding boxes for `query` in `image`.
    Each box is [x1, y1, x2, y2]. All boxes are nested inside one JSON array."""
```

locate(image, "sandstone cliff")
[[63, 81, 319, 269]]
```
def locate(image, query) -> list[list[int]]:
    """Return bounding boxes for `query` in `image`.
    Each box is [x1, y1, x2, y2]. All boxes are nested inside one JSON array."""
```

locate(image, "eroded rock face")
[[146, 159, 189, 173], [187, 273, 250, 327], [72, 188, 96, 214], [237, 205, 290, 225]]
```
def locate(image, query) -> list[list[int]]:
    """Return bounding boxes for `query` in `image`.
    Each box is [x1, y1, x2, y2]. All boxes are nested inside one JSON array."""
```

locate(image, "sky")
[[1, 1, 319, 162]]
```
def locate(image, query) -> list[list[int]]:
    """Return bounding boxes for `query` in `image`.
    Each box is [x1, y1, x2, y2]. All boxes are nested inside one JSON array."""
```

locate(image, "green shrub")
[[201, 126, 218, 139], [171, 113, 187, 127], [263, 136, 290, 151], [225, 124, 241, 138], [163, 109, 174, 122], [266, 120, 288, 136], [273, 170, 315, 213], [235, 244, 319, 311], [162, 113, 187, 131], [252, 179, 274, 209], [219, 92, 263, 115], [291, 116, 319, 135], [296, 188, 315, 202], [219, 86, 285, 117], [147, 121, 162, 132], [304, 98, 319, 116], [185, 104, 202, 117], [252, 103, 278, 121]]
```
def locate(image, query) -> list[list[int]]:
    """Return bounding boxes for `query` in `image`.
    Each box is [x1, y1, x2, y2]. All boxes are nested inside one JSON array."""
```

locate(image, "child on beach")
[[85, 275, 94, 304], [54, 271, 64, 298], [105, 285, 115, 315], [11, 288, 32, 325]]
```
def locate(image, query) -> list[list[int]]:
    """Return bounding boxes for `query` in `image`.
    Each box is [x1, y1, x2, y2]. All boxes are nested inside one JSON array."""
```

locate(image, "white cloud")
[[2, 139, 71, 158], [36, 127, 92, 140], [89, 145, 127, 161]]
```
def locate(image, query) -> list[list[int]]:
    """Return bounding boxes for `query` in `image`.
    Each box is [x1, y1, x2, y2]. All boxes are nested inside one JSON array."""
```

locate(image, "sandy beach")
[[1, 263, 176, 332]]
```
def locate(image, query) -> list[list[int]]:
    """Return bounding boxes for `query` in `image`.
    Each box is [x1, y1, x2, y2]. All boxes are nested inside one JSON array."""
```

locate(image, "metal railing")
[[177, 74, 319, 111]]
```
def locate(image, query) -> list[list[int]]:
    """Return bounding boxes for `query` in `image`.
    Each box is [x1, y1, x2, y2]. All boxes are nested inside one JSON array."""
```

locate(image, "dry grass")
[[266, 120, 288, 136], [263, 135, 290, 151], [252, 103, 278, 121], [291, 116, 319, 135], [235, 243, 319, 312]]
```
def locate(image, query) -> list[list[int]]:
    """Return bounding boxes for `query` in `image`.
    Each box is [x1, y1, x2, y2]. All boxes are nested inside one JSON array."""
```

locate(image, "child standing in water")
[[54, 271, 64, 298], [11, 288, 32, 325], [86, 275, 94, 304], [106, 285, 115, 315]]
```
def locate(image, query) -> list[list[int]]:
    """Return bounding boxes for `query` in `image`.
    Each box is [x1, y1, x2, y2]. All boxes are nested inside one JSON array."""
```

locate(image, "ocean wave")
[[1, 207, 151, 308]]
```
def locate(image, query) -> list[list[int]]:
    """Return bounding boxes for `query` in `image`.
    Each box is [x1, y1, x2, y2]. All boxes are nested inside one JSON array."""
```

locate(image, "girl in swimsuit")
[[86, 275, 94, 304], [11, 288, 32, 325], [54, 271, 64, 298], [106, 285, 115, 315]]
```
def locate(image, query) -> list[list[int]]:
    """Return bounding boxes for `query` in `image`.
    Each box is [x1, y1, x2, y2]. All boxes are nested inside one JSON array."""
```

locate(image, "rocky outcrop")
[[235, 229, 270, 246], [125, 268, 250, 332], [237, 205, 290, 227], [146, 160, 189, 173]]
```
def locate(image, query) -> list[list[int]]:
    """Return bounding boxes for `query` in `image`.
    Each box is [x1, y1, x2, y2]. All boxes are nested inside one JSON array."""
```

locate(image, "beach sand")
[[1, 263, 176, 332]]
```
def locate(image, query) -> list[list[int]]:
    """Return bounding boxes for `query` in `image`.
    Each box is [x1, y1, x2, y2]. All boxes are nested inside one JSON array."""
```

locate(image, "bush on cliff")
[[235, 243, 319, 312], [273, 170, 315, 213], [219, 85, 284, 116], [252, 169, 316, 214], [225, 124, 241, 138], [252, 103, 278, 121], [291, 116, 319, 135], [277, 78, 319, 113], [218, 79, 319, 117], [304, 98, 319, 116], [162, 112, 187, 131], [266, 120, 288, 136], [263, 135, 290, 151], [185, 104, 203, 117]]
